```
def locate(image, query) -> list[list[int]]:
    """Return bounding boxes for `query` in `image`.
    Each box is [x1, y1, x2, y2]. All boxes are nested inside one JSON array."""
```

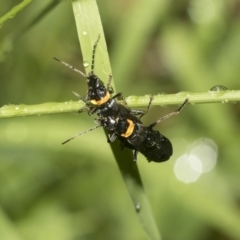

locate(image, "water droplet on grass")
[[83, 61, 89, 68], [209, 85, 228, 92]]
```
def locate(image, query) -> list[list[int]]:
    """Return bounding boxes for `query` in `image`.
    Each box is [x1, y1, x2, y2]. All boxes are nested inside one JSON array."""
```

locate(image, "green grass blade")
[[71, 0, 161, 239], [1, 90, 240, 118], [72, 0, 113, 88], [0, 0, 33, 27]]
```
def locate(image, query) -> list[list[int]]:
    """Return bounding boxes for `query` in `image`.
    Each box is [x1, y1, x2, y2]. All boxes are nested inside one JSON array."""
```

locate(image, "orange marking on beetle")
[[121, 119, 134, 138], [90, 92, 110, 105]]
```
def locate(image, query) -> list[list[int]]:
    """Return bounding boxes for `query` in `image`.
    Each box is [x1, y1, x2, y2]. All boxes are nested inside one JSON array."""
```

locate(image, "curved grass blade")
[[71, 0, 161, 239]]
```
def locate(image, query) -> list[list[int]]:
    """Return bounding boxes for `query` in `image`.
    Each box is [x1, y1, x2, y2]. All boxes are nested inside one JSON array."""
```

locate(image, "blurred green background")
[[0, 0, 240, 239]]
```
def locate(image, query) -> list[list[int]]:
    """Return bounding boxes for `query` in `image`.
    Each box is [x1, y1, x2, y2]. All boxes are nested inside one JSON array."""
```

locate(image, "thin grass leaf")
[[71, 0, 161, 239], [0, 0, 33, 27], [1, 90, 240, 118]]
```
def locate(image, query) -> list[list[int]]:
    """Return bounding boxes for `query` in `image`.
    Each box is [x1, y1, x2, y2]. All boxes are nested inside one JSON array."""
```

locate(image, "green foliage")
[[0, 0, 240, 240]]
